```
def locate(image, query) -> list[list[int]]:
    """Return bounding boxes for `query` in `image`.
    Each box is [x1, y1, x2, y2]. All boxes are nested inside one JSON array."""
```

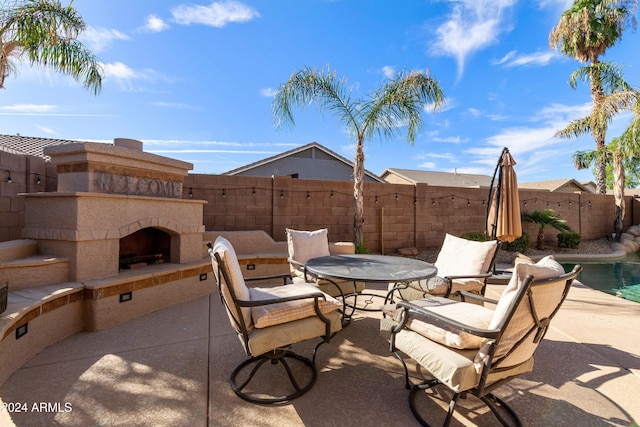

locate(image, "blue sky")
[[2, 0, 639, 183]]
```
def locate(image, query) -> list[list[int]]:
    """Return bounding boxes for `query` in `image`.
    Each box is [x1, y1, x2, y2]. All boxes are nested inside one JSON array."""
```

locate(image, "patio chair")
[[381, 256, 582, 426], [386, 233, 499, 303], [208, 236, 343, 404], [286, 228, 365, 301]]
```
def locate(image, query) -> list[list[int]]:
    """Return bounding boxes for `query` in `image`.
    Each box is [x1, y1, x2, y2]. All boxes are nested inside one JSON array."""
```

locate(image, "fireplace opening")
[[119, 228, 171, 270]]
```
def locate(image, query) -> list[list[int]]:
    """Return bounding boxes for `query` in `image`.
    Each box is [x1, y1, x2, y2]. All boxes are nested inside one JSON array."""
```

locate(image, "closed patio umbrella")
[[486, 147, 522, 243]]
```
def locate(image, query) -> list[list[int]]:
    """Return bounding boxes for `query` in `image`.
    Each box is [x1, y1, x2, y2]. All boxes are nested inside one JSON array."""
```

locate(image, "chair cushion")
[[213, 237, 253, 332], [249, 310, 342, 356], [383, 297, 494, 349], [474, 255, 565, 372], [249, 282, 342, 328], [434, 234, 497, 278], [409, 275, 449, 294], [380, 319, 534, 393], [287, 228, 331, 278]]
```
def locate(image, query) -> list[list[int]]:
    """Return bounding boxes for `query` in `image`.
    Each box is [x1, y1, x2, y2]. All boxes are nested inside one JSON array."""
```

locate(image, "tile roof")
[[518, 178, 591, 193], [0, 134, 81, 161], [380, 168, 494, 188], [224, 141, 384, 182]]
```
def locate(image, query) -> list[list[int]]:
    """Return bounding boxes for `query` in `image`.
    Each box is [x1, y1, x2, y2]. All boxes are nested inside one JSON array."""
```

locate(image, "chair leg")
[[311, 334, 332, 364], [230, 349, 317, 404], [407, 380, 523, 427], [392, 350, 412, 390], [408, 379, 444, 427], [480, 393, 523, 427]]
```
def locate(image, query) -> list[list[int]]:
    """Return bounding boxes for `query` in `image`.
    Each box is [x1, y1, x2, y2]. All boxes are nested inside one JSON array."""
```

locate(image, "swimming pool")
[[562, 253, 640, 302]]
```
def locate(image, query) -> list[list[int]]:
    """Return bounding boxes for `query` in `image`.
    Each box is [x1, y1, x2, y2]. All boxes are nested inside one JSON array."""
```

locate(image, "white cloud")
[[0, 104, 56, 113], [417, 161, 437, 169], [82, 27, 130, 52], [260, 87, 277, 97], [538, 0, 574, 11], [468, 107, 482, 117], [36, 125, 57, 135], [432, 136, 470, 143], [171, 1, 260, 27], [381, 65, 395, 79], [495, 51, 557, 67], [463, 101, 598, 181], [103, 62, 140, 80], [143, 15, 170, 32], [431, 0, 517, 78], [425, 97, 456, 113], [151, 102, 196, 109], [487, 114, 509, 121], [537, 102, 592, 126], [102, 62, 173, 91], [493, 50, 516, 65]]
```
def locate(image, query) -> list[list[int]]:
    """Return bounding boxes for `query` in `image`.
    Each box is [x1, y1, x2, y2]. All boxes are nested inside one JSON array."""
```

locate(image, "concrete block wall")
[[2, 157, 638, 252], [0, 151, 48, 242], [184, 174, 634, 253]]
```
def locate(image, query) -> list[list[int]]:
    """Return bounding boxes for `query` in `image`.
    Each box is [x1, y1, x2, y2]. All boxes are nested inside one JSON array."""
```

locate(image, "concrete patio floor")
[[0, 277, 639, 426]]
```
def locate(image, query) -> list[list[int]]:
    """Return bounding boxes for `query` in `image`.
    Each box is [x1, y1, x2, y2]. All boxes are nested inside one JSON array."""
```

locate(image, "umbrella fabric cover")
[[487, 151, 522, 243]]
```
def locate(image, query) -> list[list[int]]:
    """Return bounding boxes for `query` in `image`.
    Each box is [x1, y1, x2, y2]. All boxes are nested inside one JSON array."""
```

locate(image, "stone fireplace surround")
[[22, 138, 206, 282], [0, 138, 216, 387]]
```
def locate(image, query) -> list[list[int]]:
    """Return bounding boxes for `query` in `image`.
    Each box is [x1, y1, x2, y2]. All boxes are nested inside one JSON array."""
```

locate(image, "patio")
[[0, 275, 638, 426]]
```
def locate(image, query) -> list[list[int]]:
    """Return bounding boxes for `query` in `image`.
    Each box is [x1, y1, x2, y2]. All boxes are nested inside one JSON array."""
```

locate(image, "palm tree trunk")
[[353, 139, 365, 247], [590, 65, 608, 194], [537, 227, 545, 250], [613, 151, 625, 239]]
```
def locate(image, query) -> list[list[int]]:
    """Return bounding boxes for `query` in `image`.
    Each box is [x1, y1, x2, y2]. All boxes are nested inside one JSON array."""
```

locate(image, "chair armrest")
[[288, 257, 313, 282], [287, 257, 305, 268], [237, 290, 328, 308], [394, 300, 500, 339], [455, 290, 499, 305], [245, 273, 291, 285], [444, 272, 493, 281], [440, 272, 492, 297]]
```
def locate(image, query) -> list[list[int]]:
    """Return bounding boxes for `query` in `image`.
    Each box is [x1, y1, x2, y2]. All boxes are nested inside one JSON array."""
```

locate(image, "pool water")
[[562, 253, 640, 302]]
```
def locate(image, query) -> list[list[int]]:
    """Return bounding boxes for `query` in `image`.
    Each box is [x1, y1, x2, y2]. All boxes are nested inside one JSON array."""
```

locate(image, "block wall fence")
[[184, 173, 640, 253], [2, 147, 640, 252]]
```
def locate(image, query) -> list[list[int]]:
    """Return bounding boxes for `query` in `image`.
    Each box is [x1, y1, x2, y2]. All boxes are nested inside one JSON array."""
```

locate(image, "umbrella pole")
[[486, 147, 509, 240]]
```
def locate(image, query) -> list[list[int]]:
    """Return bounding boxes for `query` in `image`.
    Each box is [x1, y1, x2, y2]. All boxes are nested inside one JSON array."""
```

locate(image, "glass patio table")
[[304, 254, 437, 315]]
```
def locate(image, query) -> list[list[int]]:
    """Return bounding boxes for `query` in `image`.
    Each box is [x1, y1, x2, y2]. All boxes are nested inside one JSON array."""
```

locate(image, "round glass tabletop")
[[305, 254, 437, 283]]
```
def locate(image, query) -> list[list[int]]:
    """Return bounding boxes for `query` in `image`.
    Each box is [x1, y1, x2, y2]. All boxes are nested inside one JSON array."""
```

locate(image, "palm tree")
[[272, 66, 445, 246], [611, 98, 640, 236], [570, 76, 639, 238], [522, 209, 573, 250], [0, 0, 102, 93], [549, 0, 638, 194]]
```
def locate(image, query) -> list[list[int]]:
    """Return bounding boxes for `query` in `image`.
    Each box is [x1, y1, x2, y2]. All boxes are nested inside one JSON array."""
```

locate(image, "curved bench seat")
[[0, 259, 214, 388]]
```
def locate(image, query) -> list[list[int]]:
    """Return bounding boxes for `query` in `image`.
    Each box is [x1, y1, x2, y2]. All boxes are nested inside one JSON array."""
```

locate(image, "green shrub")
[[557, 231, 581, 249], [501, 232, 529, 252], [460, 231, 489, 242], [355, 242, 370, 254]]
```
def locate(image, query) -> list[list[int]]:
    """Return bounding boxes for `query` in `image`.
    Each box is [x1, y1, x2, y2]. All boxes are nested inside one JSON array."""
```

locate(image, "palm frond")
[[555, 116, 593, 139], [361, 70, 445, 144], [572, 147, 609, 169], [272, 66, 359, 135], [569, 62, 634, 93], [0, 0, 102, 94], [550, 0, 637, 63], [522, 209, 572, 233]]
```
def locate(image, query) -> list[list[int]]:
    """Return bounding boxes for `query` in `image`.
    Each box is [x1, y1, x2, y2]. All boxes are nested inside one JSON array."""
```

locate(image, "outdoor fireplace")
[[119, 227, 171, 270], [21, 138, 206, 281]]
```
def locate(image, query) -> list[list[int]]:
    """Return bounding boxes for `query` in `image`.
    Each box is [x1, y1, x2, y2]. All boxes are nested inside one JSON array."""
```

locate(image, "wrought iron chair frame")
[[388, 265, 582, 426], [385, 241, 502, 304], [208, 242, 338, 404]]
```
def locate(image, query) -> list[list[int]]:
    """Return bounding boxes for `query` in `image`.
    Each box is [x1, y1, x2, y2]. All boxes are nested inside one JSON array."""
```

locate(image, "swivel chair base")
[[230, 349, 317, 404]]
